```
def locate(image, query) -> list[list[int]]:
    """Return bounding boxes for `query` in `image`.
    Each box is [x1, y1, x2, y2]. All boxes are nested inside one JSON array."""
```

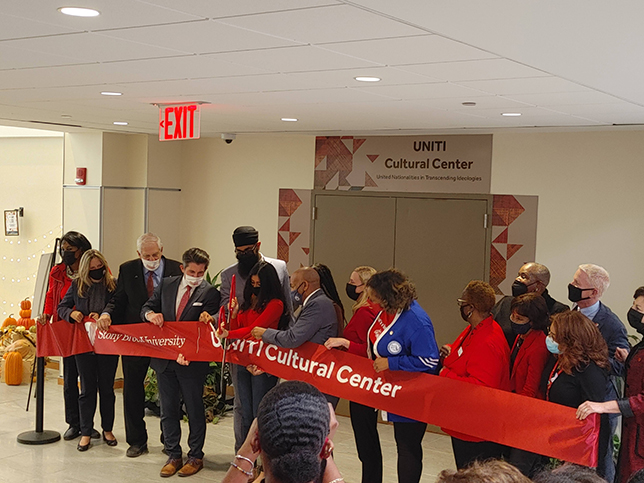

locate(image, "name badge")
[[457, 346, 463, 357]]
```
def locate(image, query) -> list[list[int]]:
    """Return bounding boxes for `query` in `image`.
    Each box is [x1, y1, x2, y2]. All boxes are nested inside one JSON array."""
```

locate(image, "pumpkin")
[[3, 351, 23, 385], [19, 309, 31, 319], [20, 299, 31, 310], [17, 318, 33, 329], [2, 315, 16, 329]]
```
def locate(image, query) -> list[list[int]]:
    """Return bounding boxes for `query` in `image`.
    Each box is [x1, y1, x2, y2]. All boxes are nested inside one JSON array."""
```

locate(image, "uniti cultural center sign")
[[314, 134, 492, 193]]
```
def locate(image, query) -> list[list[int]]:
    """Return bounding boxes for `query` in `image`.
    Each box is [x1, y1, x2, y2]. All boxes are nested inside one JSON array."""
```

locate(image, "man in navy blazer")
[[99, 233, 182, 458], [141, 247, 220, 478]]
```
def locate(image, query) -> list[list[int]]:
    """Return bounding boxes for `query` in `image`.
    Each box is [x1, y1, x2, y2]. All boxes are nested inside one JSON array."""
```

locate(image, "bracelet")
[[329, 479, 345, 483], [230, 462, 253, 477], [235, 454, 255, 468]]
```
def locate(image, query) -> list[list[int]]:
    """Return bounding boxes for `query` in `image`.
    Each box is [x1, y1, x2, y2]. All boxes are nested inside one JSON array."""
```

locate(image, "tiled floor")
[[0, 369, 456, 482]]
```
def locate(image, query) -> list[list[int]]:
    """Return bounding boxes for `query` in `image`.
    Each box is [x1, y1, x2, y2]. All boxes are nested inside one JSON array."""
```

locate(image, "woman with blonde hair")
[[58, 249, 119, 451], [325, 265, 382, 483]]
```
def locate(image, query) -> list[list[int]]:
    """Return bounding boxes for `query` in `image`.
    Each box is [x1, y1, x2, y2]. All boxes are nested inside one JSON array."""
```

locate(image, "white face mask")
[[185, 274, 203, 288], [142, 258, 161, 271]]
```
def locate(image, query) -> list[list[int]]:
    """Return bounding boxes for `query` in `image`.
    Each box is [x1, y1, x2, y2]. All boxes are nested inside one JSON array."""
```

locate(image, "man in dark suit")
[[99, 233, 182, 457], [141, 247, 220, 478]]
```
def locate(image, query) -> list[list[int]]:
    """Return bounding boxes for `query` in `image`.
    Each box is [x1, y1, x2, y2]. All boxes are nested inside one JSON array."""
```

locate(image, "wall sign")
[[158, 104, 201, 141], [315, 135, 492, 193], [4, 210, 19, 236]]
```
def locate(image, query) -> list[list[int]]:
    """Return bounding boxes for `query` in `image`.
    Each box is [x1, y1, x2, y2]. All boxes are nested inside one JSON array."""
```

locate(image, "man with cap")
[[219, 226, 292, 452], [492, 262, 568, 348]]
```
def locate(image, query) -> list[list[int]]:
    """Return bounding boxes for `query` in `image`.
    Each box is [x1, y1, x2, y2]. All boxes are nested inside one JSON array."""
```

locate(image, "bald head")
[[291, 267, 321, 299], [515, 262, 551, 295]]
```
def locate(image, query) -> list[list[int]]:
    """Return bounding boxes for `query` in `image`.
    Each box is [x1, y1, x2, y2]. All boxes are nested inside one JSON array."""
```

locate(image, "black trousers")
[[451, 437, 506, 469], [508, 447, 546, 478], [394, 421, 427, 483], [157, 361, 207, 460], [122, 355, 151, 447], [63, 355, 81, 428], [350, 402, 383, 483], [75, 352, 119, 437]]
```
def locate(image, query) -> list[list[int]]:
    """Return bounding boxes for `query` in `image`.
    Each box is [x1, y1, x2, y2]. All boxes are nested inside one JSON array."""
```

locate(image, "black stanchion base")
[[17, 430, 61, 445]]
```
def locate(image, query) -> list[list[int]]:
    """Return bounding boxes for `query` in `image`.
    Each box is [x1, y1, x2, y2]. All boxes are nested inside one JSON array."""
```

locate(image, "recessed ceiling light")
[[113, 121, 128, 126], [462, 102, 477, 107], [281, 118, 298, 122], [502, 112, 522, 117], [101, 91, 122, 96], [58, 7, 100, 17], [354, 76, 381, 83]]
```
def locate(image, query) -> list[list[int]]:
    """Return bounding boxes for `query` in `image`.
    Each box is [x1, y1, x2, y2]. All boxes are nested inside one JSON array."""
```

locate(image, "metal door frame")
[[310, 190, 493, 282]]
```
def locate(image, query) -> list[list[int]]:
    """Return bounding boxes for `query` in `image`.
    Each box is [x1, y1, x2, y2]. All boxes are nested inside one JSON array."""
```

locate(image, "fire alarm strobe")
[[75, 167, 87, 185]]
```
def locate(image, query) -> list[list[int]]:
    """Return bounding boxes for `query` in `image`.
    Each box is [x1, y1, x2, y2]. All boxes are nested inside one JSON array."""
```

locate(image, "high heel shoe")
[[102, 431, 118, 447]]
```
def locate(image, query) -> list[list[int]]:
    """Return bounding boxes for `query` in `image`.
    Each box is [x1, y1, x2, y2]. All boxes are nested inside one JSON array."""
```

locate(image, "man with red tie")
[[141, 247, 220, 477], [99, 233, 182, 457]]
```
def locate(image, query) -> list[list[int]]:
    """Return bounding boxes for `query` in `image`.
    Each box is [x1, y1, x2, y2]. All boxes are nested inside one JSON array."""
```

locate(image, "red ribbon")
[[41, 320, 599, 467]]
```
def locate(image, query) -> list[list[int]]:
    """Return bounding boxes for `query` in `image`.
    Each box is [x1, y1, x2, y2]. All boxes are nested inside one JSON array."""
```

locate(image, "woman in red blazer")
[[506, 293, 551, 476]]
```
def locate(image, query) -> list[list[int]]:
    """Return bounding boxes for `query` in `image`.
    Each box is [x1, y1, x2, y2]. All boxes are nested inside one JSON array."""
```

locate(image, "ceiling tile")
[[320, 35, 497, 67], [97, 19, 302, 55], [351, 82, 487, 101], [456, 76, 591, 96], [544, 103, 644, 124], [0, 13, 80, 41], [396, 59, 550, 82], [136, 0, 340, 19], [411, 95, 534, 111], [502, 90, 624, 106], [217, 5, 425, 44], [209, 45, 381, 73], [0, 44, 82, 69]]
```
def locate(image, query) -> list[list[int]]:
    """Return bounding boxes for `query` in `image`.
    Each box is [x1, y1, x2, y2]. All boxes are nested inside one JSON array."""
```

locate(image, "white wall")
[[492, 130, 644, 322], [0, 137, 63, 316], [179, 135, 314, 276]]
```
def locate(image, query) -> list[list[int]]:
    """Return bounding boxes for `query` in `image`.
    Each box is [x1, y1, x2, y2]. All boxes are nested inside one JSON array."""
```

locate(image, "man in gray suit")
[[252, 267, 339, 406], [218, 226, 292, 452]]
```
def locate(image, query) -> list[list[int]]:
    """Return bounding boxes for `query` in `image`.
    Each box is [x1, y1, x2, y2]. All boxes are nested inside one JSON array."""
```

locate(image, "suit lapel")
[[136, 260, 147, 294], [179, 281, 207, 321], [164, 277, 182, 321]]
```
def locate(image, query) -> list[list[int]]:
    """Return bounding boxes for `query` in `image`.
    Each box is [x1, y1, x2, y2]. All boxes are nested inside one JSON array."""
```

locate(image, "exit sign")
[[159, 104, 201, 141]]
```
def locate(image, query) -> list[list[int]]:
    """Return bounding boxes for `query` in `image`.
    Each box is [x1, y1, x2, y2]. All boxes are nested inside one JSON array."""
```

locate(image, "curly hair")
[[510, 293, 550, 333], [438, 460, 531, 483], [463, 280, 496, 314], [550, 311, 609, 375], [366, 269, 416, 313]]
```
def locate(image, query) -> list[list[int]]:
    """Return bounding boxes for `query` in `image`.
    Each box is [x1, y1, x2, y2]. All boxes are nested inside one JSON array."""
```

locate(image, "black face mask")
[[511, 321, 532, 335], [236, 249, 259, 277], [627, 308, 644, 334], [61, 250, 77, 266], [460, 305, 473, 322], [511, 280, 529, 297], [568, 283, 593, 303], [89, 268, 105, 281], [251, 286, 261, 297], [345, 283, 361, 301]]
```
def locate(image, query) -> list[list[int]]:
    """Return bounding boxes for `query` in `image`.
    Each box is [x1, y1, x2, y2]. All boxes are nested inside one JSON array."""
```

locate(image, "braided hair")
[[257, 381, 330, 483]]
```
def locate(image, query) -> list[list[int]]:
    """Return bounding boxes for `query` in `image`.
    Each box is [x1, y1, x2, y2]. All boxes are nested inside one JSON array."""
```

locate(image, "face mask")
[[511, 321, 532, 335], [460, 305, 473, 322], [291, 283, 305, 308], [346, 283, 361, 301], [568, 283, 593, 303], [89, 268, 105, 281], [251, 286, 261, 297], [142, 258, 161, 271], [62, 250, 77, 266], [546, 336, 560, 354], [512, 280, 536, 297], [185, 274, 203, 288], [628, 308, 644, 334]]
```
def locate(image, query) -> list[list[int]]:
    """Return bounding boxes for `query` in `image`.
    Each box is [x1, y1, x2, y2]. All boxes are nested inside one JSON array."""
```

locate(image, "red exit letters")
[[159, 104, 201, 141]]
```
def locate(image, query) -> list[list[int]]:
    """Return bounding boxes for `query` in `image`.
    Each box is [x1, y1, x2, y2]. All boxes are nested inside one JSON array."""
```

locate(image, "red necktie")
[[176, 286, 192, 320], [146, 272, 155, 297]]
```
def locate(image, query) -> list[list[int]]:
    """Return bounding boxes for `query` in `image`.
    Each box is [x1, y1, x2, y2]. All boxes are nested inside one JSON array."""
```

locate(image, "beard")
[[237, 252, 260, 277]]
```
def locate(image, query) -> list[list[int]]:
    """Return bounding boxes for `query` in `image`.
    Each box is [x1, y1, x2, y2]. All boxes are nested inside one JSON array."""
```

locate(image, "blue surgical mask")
[[546, 336, 560, 354], [291, 283, 305, 308]]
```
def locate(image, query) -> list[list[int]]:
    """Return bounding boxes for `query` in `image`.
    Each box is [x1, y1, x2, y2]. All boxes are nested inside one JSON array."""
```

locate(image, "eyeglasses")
[[457, 299, 471, 308], [235, 245, 257, 255]]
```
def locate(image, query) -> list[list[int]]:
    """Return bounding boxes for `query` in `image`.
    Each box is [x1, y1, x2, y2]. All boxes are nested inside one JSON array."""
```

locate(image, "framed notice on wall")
[[4, 210, 19, 236]]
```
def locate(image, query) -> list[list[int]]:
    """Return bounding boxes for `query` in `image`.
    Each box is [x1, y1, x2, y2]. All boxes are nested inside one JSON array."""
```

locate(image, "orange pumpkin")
[[20, 299, 31, 311], [2, 315, 16, 329], [17, 318, 33, 329], [3, 351, 23, 385], [19, 309, 31, 319]]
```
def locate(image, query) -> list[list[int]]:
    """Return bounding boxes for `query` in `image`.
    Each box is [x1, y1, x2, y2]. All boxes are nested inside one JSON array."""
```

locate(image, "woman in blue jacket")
[[367, 269, 440, 483]]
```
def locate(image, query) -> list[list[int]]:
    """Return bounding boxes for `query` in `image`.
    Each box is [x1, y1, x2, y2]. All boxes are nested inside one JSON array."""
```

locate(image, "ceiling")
[[1, 0, 643, 137]]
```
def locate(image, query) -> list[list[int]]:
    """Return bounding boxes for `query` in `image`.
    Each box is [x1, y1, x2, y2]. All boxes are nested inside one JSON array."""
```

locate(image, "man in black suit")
[[99, 233, 182, 457], [141, 247, 220, 478]]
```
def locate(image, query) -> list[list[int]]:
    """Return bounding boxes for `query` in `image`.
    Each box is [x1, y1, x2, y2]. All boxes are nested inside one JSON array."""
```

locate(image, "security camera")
[[221, 133, 236, 144]]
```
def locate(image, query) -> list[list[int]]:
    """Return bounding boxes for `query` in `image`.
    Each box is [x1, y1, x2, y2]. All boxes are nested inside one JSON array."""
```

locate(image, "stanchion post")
[[17, 356, 60, 444]]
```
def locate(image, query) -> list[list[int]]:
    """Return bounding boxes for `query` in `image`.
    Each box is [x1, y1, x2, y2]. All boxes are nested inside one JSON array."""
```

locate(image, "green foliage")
[[206, 269, 223, 290], [144, 367, 159, 404]]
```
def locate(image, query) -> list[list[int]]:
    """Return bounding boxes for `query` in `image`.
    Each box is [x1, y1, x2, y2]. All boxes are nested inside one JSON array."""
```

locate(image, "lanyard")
[[546, 360, 563, 400]]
